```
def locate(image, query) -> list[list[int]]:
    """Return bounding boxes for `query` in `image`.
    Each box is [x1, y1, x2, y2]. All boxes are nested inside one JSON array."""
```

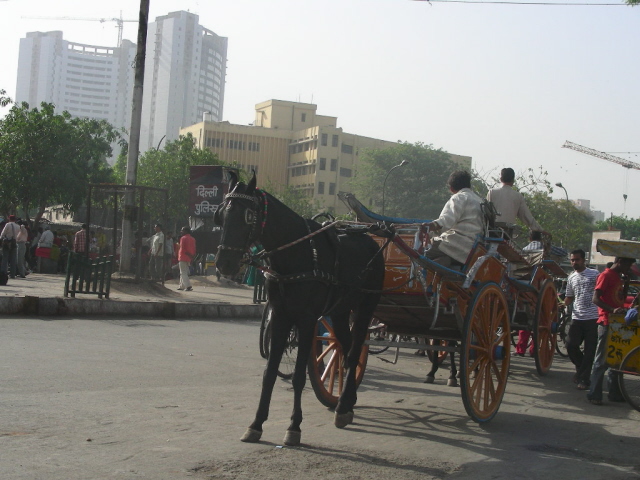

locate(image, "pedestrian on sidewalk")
[[177, 226, 196, 291], [587, 256, 635, 405], [149, 224, 165, 281], [73, 224, 88, 254], [16, 220, 29, 278], [1, 215, 19, 278], [563, 249, 599, 390]]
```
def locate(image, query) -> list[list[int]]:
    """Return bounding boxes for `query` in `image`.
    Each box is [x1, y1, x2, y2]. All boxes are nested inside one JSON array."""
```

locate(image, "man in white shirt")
[[423, 171, 484, 267], [149, 224, 165, 281], [563, 249, 600, 390], [1, 215, 19, 278], [487, 168, 543, 232]]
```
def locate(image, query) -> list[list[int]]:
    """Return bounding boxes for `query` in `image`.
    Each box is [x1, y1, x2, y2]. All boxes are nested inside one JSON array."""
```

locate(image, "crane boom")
[[22, 13, 137, 47], [562, 140, 640, 170]]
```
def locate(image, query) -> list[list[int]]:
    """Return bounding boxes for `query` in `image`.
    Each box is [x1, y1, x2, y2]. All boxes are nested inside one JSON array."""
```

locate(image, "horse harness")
[[217, 189, 389, 313]]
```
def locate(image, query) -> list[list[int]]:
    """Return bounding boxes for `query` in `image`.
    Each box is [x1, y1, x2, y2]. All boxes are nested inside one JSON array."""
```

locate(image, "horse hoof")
[[447, 378, 458, 387], [240, 428, 262, 443], [334, 411, 354, 428], [424, 376, 435, 384], [283, 430, 301, 446]]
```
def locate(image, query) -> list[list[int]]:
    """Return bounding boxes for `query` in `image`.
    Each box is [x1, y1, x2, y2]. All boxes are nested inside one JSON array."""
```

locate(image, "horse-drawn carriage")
[[307, 193, 565, 423], [214, 173, 566, 445]]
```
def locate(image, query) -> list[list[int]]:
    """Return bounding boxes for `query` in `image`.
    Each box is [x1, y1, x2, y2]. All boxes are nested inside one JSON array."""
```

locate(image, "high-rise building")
[[16, 31, 136, 134], [180, 100, 472, 215], [15, 11, 227, 157], [141, 11, 227, 152]]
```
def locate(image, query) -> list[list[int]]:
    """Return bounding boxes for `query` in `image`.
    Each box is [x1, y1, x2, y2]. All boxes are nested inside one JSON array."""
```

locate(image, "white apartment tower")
[[15, 11, 227, 155], [16, 31, 136, 132], [140, 11, 227, 152]]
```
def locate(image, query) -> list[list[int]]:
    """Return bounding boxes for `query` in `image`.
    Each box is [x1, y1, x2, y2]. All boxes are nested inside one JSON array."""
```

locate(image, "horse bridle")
[[217, 190, 266, 254]]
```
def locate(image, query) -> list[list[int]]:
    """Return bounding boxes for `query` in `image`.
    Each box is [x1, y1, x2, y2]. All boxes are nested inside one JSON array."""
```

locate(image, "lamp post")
[[555, 182, 569, 247], [382, 160, 409, 215]]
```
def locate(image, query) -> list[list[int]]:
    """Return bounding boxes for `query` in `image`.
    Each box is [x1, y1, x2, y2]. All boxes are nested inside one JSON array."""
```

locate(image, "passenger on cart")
[[486, 168, 544, 236], [422, 170, 484, 268]]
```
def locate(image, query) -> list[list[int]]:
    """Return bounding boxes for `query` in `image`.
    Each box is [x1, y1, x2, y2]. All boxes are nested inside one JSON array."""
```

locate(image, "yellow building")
[[180, 99, 471, 215]]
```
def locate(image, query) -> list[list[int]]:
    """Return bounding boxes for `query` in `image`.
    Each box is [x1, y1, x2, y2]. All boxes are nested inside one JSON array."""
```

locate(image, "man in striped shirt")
[[563, 249, 599, 390]]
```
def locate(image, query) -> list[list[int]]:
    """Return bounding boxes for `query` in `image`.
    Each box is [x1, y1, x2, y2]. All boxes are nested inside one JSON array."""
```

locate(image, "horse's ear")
[[228, 170, 238, 191], [247, 170, 257, 193]]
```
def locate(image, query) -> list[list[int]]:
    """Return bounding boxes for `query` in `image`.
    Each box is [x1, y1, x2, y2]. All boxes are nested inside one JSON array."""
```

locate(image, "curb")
[[0, 296, 263, 319]]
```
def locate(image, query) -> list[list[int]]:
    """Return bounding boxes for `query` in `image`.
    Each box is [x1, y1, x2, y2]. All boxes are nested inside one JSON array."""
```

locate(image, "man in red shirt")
[[177, 226, 196, 291], [587, 256, 635, 405]]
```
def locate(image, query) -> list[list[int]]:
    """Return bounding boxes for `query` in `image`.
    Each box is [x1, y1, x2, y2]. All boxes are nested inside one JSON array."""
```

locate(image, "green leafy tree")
[[524, 191, 595, 251], [595, 216, 640, 240], [128, 134, 225, 229], [0, 92, 119, 224], [350, 142, 456, 219]]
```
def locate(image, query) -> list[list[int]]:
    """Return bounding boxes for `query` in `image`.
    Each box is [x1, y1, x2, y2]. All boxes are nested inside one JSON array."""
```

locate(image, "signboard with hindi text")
[[189, 166, 238, 218]]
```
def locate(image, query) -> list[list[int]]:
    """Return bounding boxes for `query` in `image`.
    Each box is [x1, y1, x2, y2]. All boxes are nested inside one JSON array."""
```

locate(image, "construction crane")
[[22, 12, 137, 47], [563, 140, 640, 214], [562, 141, 640, 171]]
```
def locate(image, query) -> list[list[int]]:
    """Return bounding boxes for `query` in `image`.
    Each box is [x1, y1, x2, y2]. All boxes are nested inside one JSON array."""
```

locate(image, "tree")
[[122, 134, 225, 229], [350, 142, 456, 219], [595, 216, 640, 240], [0, 93, 120, 225], [524, 191, 595, 251]]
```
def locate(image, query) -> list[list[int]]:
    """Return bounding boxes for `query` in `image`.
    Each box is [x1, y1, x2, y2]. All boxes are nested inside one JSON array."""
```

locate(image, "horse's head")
[[214, 171, 261, 276]]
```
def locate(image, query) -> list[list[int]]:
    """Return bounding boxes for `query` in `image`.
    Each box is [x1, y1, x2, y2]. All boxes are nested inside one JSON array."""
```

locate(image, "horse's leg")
[[425, 339, 438, 384], [447, 341, 458, 387], [241, 314, 291, 443], [283, 317, 316, 446], [335, 309, 366, 428]]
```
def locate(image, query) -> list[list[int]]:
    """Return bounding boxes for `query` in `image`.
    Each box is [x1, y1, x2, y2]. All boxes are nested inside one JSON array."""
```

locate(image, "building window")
[[319, 158, 326, 170], [332, 135, 339, 147], [248, 142, 260, 152], [339, 167, 352, 177], [330, 159, 337, 171], [341, 143, 353, 154], [329, 183, 336, 195], [318, 182, 325, 194], [321, 133, 328, 146], [301, 113, 306, 122]]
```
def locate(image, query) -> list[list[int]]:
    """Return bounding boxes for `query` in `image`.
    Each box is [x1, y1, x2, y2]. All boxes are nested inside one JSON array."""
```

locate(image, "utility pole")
[[120, 0, 150, 272]]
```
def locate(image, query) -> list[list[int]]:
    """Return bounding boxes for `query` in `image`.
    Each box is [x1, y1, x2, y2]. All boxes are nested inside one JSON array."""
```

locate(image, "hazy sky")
[[1, 0, 638, 219]]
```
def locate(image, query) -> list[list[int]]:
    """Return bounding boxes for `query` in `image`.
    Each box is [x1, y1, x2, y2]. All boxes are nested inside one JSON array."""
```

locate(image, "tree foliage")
[[0, 92, 119, 224], [595, 216, 640, 240], [115, 134, 225, 230], [350, 142, 457, 219]]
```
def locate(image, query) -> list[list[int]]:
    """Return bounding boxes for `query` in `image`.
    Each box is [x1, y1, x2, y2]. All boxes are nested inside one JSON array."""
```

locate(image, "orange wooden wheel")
[[307, 317, 369, 408], [533, 279, 558, 375], [460, 282, 511, 423]]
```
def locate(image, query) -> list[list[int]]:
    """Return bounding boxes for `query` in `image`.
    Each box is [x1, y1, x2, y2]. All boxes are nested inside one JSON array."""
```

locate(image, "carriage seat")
[[415, 254, 467, 281]]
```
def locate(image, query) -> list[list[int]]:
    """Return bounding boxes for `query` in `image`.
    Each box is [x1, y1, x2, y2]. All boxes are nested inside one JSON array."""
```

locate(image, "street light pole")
[[555, 182, 569, 247], [382, 160, 409, 215]]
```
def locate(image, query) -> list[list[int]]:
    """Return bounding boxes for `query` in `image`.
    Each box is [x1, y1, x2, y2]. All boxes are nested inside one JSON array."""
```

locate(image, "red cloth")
[[35, 247, 51, 259], [178, 234, 196, 262], [594, 267, 625, 326]]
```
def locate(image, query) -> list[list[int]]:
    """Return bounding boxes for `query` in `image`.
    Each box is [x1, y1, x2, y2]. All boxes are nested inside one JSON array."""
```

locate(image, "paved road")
[[1, 317, 639, 480]]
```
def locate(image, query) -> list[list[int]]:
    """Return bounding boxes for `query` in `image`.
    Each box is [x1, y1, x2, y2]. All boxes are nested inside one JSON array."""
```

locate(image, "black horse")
[[214, 173, 385, 446]]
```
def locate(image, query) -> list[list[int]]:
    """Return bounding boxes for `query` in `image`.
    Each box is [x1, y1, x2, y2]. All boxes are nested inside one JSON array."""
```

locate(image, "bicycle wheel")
[[261, 307, 298, 380], [619, 346, 640, 412], [555, 313, 570, 357], [259, 303, 271, 359]]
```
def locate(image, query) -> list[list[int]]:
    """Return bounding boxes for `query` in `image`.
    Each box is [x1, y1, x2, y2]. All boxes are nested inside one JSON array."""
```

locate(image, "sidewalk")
[[0, 272, 263, 319]]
